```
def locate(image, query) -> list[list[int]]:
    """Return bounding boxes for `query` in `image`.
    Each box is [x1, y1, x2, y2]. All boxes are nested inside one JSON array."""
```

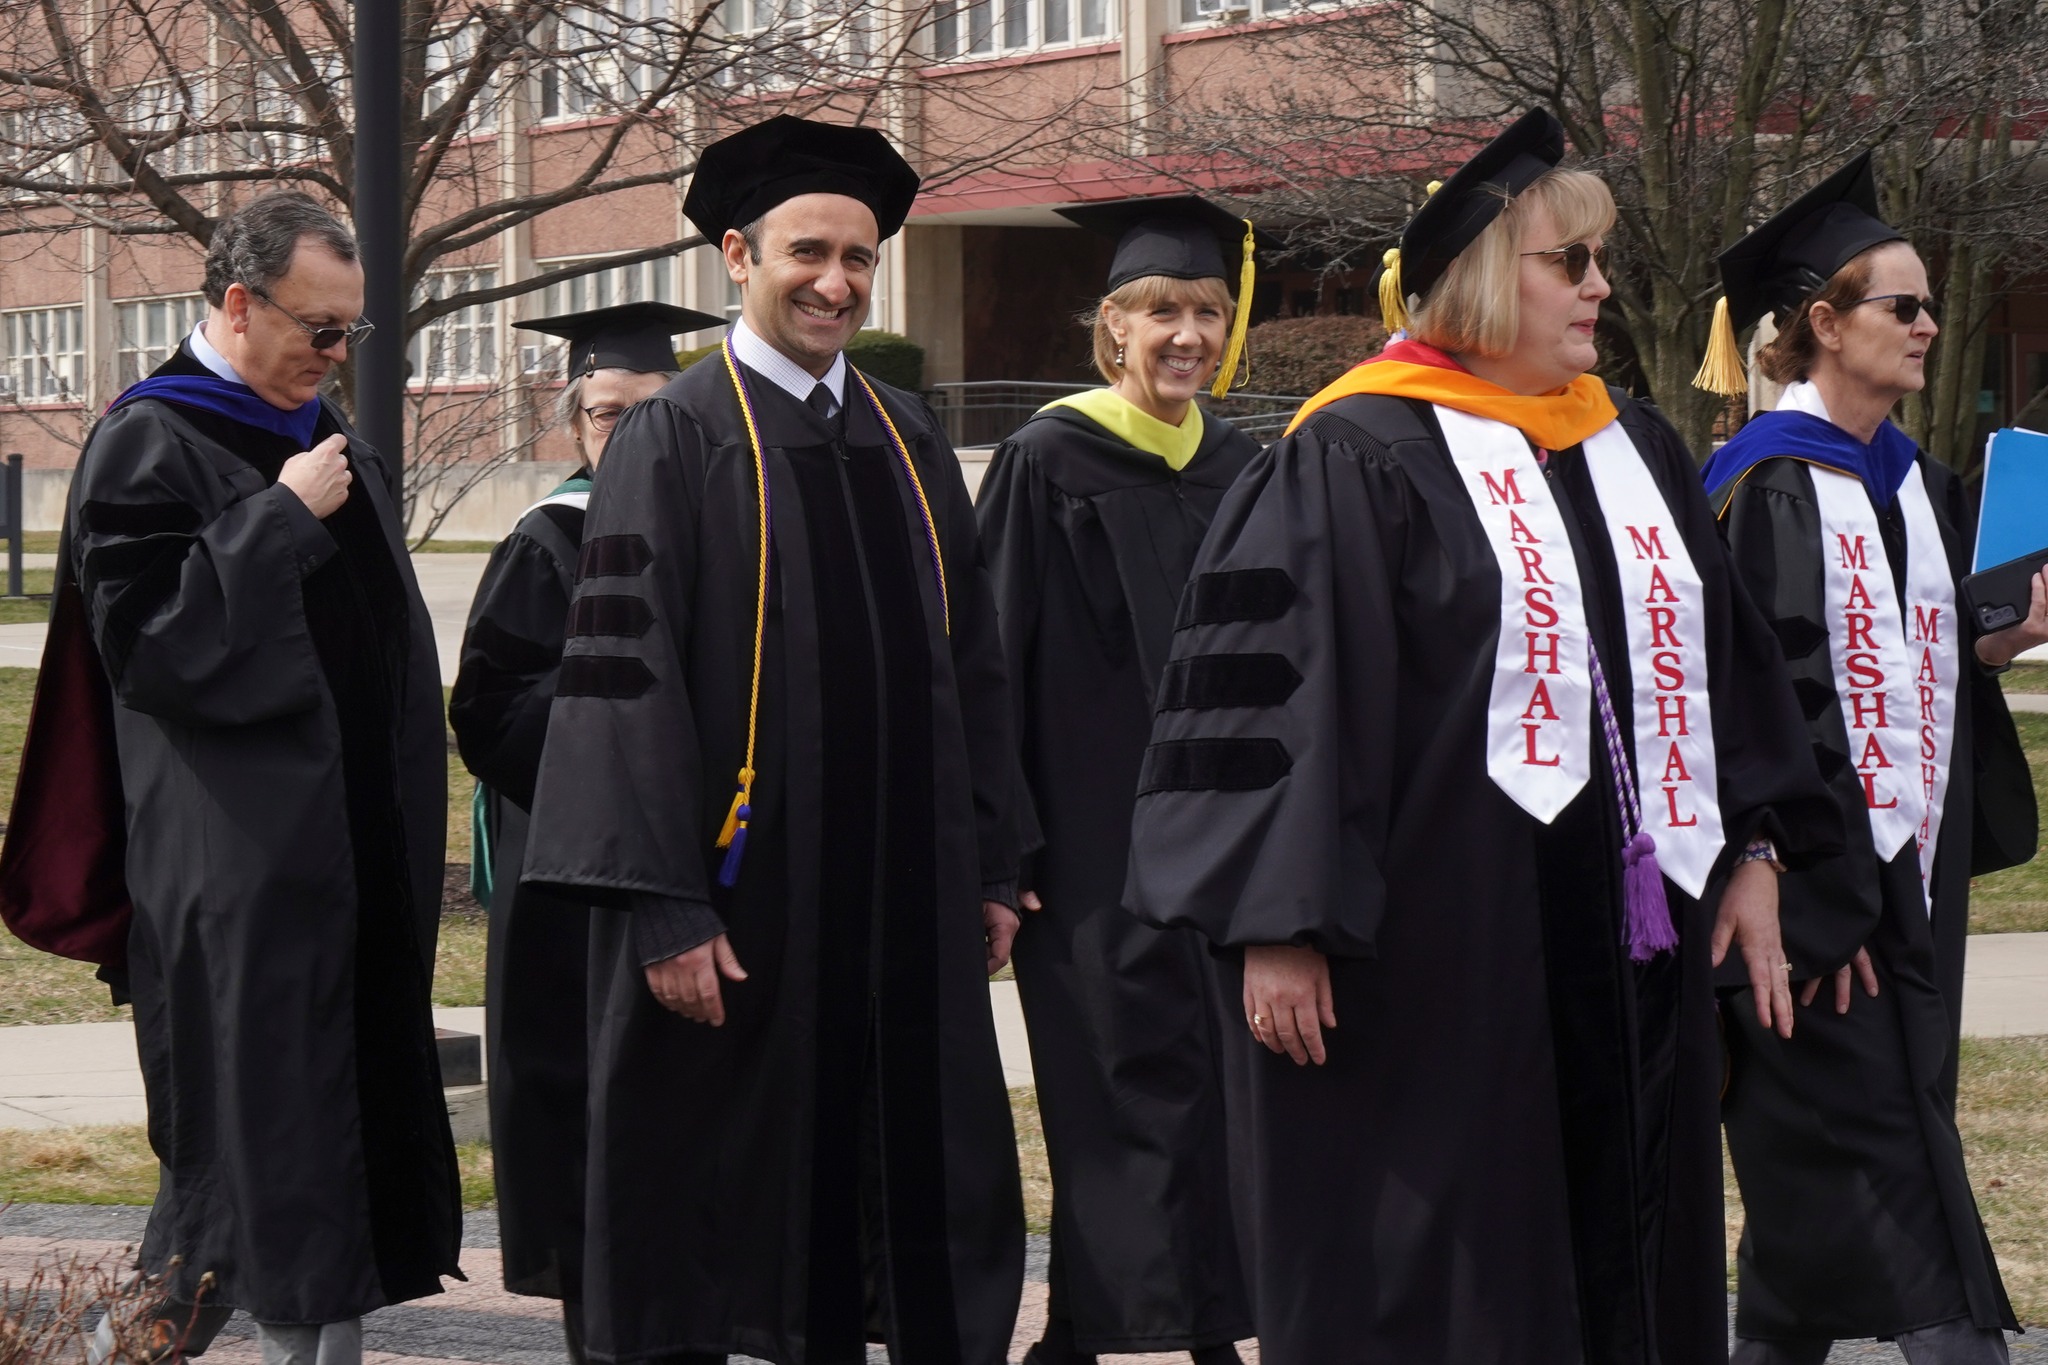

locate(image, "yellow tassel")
[[1691, 296, 1749, 397], [1212, 219, 1259, 399], [1426, 179, 1443, 196], [714, 767, 755, 849], [1378, 247, 1409, 332]]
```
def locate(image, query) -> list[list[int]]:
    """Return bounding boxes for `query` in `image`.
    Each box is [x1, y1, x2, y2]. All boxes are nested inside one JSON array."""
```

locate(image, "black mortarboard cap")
[[683, 115, 922, 244], [1381, 108, 1567, 318], [516, 301, 725, 376], [1054, 194, 1276, 291], [1715, 150, 1906, 334]]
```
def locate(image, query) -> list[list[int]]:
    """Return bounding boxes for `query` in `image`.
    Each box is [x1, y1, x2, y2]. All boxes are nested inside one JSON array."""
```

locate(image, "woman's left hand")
[[1976, 568, 2048, 668], [1711, 859, 1796, 1040]]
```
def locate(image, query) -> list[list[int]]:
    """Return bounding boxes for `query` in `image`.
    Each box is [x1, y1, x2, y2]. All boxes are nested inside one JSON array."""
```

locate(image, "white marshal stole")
[[1437, 405, 1725, 895], [1806, 462, 1957, 910]]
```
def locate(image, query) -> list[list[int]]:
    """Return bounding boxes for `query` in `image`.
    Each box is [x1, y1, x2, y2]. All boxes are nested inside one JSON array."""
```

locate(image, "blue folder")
[[1974, 427, 2048, 572]]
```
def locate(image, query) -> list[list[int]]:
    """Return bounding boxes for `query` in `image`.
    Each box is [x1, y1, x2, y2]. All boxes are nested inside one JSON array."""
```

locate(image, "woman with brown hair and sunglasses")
[[450, 300, 714, 1365], [1698, 153, 2048, 1365], [1123, 109, 1839, 1364]]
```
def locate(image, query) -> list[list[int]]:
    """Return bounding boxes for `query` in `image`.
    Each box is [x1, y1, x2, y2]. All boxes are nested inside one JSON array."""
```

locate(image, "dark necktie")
[[807, 382, 838, 422]]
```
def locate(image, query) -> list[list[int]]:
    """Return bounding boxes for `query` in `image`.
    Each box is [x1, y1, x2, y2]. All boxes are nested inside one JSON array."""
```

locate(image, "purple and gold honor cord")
[[713, 338, 950, 888], [1588, 644, 1678, 961]]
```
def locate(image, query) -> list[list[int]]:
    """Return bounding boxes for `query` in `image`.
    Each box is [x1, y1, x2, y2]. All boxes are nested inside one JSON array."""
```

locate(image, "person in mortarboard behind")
[[1696, 151, 2046, 1365], [449, 300, 718, 1365], [1123, 109, 1843, 1364], [518, 116, 1025, 1365], [975, 196, 1261, 1365]]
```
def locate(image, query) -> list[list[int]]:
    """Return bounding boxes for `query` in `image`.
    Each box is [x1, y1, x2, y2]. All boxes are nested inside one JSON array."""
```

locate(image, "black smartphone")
[[1962, 546, 2048, 633]]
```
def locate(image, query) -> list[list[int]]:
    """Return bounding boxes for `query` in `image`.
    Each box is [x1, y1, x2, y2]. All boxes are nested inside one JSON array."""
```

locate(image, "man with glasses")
[[10, 190, 460, 1365]]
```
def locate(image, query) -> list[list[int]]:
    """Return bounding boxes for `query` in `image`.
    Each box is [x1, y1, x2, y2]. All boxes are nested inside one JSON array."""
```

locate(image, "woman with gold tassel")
[[1122, 109, 1842, 1363], [1697, 150, 2046, 1365], [975, 196, 1263, 1365]]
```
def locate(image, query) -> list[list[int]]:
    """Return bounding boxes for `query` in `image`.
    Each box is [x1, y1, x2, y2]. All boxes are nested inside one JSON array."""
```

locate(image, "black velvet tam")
[[1716, 149, 1907, 333], [515, 302, 723, 377], [1055, 194, 1274, 291], [684, 114, 922, 243], [1386, 107, 1566, 306]]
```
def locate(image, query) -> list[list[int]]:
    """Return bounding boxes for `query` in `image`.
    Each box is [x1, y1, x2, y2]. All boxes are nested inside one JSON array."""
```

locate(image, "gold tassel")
[[1212, 218, 1259, 399], [714, 767, 755, 849], [1691, 296, 1749, 397], [1378, 247, 1409, 332]]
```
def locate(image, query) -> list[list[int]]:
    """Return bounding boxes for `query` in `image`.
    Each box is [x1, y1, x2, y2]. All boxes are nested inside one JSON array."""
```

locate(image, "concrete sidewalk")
[[0, 552, 491, 685], [0, 990, 1032, 1132], [7, 925, 2048, 1131]]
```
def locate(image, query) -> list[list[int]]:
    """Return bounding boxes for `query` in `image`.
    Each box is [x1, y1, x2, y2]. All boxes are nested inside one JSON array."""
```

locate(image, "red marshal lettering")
[[1522, 721, 1562, 767], [1481, 468, 1526, 506]]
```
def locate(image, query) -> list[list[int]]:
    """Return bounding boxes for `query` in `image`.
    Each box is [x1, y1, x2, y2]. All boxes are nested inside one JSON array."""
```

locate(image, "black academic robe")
[[448, 475, 592, 1303], [975, 405, 1254, 1354], [65, 345, 460, 1322], [1715, 453, 2037, 1341], [1124, 391, 1840, 1365], [521, 358, 1024, 1365]]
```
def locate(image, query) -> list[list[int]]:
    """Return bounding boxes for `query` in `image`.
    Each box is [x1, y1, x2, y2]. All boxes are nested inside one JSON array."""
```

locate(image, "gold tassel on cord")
[[1691, 296, 1749, 397], [1212, 219, 1259, 399], [1377, 247, 1409, 332]]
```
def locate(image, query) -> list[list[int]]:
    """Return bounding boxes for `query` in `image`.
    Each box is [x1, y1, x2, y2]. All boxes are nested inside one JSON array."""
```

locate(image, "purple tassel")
[[1622, 831, 1677, 962], [717, 805, 751, 888]]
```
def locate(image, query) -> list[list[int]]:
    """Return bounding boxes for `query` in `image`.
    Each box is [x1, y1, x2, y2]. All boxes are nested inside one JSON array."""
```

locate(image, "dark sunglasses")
[[1853, 293, 1939, 325], [249, 285, 376, 351], [1521, 241, 1609, 285], [580, 405, 627, 433]]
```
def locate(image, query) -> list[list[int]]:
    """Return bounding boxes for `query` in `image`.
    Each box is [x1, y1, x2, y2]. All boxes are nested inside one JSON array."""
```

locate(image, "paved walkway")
[[5, 920, 2045, 1131], [0, 552, 491, 684], [0, 991, 1030, 1131], [0, 1204, 2036, 1363]]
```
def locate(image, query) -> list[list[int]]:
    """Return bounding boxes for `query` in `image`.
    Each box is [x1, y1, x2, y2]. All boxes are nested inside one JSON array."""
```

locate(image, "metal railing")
[[928, 381, 1310, 449]]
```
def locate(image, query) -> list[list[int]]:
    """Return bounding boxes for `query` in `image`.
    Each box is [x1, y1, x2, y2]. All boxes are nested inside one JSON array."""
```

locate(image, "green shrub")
[[1240, 314, 1388, 397], [673, 329, 926, 392], [847, 331, 925, 390]]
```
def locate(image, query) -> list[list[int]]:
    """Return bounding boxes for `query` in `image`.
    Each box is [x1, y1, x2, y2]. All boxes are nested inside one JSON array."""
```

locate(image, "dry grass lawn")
[[2005, 663, 2048, 695], [1723, 1035, 2048, 1324], [1972, 713, 2048, 934], [0, 1128, 498, 1210], [1010, 1087, 1051, 1235]]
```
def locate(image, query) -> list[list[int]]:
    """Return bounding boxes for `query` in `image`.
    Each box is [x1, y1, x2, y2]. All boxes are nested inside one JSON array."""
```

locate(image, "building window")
[[0, 306, 87, 402], [532, 255, 675, 317], [542, 0, 672, 119], [115, 79, 212, 178], [0, 103, 88, 199], [1178, 0, 1309, 23], [424, 23, 499, 138], [410, 270, 499, 384], [930, 0, 1110, 58], [116, 295, 207, 387], [242, 54, 344, 167], [521, 256, 676, 372]]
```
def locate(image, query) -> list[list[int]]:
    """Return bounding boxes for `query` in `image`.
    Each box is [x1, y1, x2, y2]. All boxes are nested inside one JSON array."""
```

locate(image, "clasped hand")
[[643, 900, 1022, 1024]]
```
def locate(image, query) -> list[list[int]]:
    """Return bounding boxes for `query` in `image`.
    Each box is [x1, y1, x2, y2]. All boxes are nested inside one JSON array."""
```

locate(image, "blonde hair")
[[1407, 169, 1616, 358], [1089, 273, 1237, 384]]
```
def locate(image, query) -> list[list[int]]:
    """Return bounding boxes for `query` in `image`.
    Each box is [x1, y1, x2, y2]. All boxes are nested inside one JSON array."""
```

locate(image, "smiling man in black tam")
[[519, 114, 1026, 1365]]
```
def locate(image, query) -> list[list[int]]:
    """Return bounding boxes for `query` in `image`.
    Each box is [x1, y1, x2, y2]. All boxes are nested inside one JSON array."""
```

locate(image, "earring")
[[1115, 343, 1126, 366]]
